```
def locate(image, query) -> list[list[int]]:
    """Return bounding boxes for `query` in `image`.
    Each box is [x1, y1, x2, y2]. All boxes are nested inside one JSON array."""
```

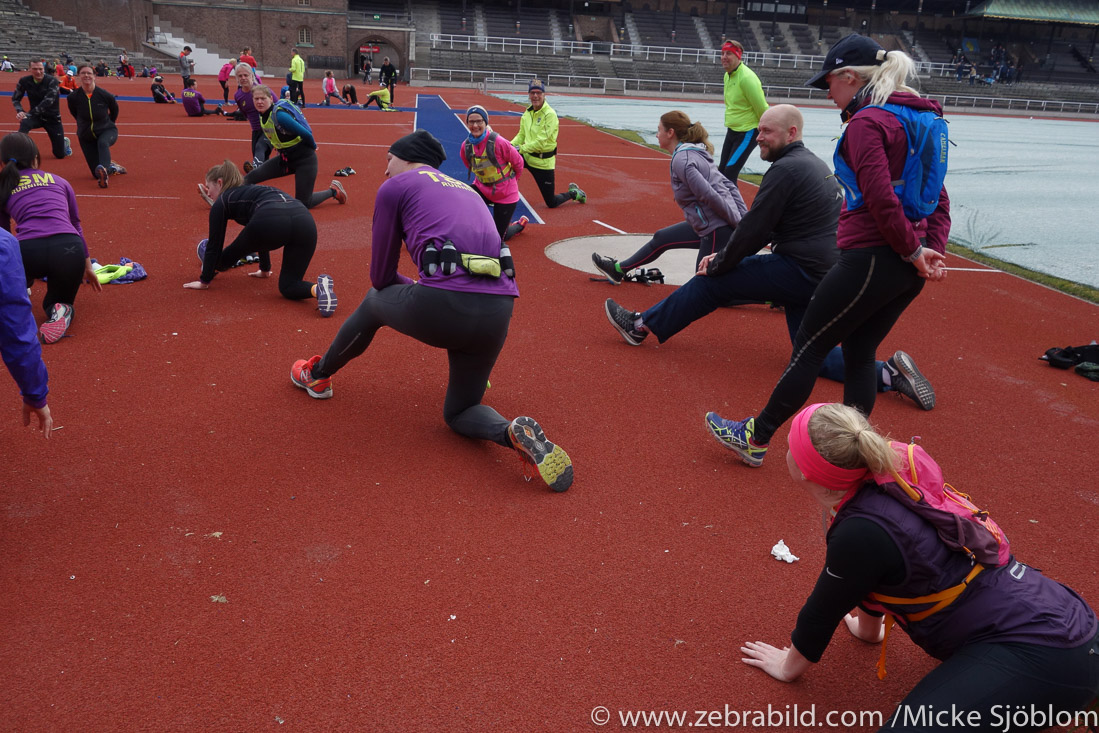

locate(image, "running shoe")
[[604, 298, 646, 345], [109, 162, 126, 175], [196, 238, 207, 263], [197, 183, 214, 206], [316, 273, 337, 317], [243, 160, 254, 173], [96, 165, 108, 189], [329, 179, 347, 204], [503, 215, 528, 241], [568, 182, 586, 204], [592, 253, 623, 284], [886, 350, 936, 411], [508, 416, 573, 492], [63, 136, 72, 157], [39, 303, 73, 344], [704, 413, 768, 467], [290, 355, 333, 399], [334, 166, 356, 177]]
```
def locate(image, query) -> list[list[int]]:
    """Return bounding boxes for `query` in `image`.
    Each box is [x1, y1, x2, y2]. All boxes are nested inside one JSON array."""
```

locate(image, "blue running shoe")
[[704, 413, 768, 467], [196, 238, 207, 263], [316, 273, 337, 317]]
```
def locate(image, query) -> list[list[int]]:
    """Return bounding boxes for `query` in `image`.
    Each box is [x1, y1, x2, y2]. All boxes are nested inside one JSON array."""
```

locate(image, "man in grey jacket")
[[603, 104, 935, 409]]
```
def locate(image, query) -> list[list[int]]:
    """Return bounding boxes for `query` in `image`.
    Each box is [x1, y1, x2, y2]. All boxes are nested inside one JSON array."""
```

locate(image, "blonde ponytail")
[[807, 403, 898, 475]]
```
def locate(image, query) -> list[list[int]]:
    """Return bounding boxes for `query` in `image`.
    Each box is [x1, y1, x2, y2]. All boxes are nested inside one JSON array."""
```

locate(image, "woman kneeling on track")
[[183, 160, 337, 317], [592, 110, 747, 283], [240, 84, 346, 209], [742, 402, 1099, 731], [289, 131, 573, 492], [66, 64, 124, 189], [1, 132, 102, 344], [458, 105, 527, 242]]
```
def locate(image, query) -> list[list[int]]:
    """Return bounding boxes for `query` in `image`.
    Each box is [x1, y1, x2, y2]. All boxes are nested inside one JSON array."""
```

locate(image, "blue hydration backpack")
[[834, 103, 949, 221], [273, 98, 312, 137]]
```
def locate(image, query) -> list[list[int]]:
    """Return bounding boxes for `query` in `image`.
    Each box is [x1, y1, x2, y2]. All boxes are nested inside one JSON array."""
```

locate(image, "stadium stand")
[[0, 0, 154, 71]]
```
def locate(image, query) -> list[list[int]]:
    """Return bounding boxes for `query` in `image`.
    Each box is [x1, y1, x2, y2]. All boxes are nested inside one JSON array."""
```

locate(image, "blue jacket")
[[0, 229, 49, 408]]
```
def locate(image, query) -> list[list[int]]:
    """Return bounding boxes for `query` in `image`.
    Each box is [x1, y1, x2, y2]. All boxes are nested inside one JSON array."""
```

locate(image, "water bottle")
[[499, 242, 515, 279], [422, 243, 439, 276], [440, 242, 459, 276]]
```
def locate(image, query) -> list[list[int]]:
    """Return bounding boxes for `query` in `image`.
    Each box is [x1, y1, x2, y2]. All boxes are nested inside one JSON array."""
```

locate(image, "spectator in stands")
[[181, 78, 223, 117], [511, 79, 586, 209], [13, 59, 71, 160], [340, 83, 359, 105], [52, 59, 64, 77], [718, 40, 768, 184], [178, 46, 194, 86], [217, 58, 237, 104], [459, 105, 527, 242], [67, 64, 124, 189], [379, 56, 397, 105], [94, 60, 109, 77], [289, 48, 306, 106], [321, 70, 348, 106], [66, 62, 77, 77], [239, 47, 258, 73], [1, 57, 13, 73], [150, 75, 175, 104]]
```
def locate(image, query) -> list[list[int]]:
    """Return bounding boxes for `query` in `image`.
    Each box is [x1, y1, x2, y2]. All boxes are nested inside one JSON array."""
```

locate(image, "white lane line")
[[78, 194, 182, 200], [944, 267, 1003, 272], [593, 220, 627, 234]]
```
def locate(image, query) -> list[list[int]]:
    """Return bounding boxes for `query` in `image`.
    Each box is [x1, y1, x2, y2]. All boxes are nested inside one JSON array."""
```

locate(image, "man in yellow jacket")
[[510, 79, 586, 209], [719, 40, 768, 183], [289, 47, 306, 106]]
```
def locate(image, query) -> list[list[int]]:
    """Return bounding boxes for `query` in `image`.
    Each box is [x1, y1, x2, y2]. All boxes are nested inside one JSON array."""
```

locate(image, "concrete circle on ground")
[[545, 234, 700, 286]]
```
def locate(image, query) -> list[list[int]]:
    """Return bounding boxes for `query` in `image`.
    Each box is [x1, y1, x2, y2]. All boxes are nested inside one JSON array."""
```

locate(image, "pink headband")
[[721, 41, 743, 60], [788, 403, 869, 493]]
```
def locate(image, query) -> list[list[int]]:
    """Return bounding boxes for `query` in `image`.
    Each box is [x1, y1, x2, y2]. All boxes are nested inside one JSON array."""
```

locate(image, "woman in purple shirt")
[[0, 132, 101, 344], [742, 402, 1099, 731], [289, 131, 573, 493]]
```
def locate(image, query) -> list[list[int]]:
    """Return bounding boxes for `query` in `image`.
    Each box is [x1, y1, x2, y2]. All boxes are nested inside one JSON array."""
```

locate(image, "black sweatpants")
[[77, 128, 117, 177], [250, 128, 273, 164], [754, 245, 925, 444], [20, 233, 86, 317], [474, 188, 518, 240], [244, 147, 334, 209], [216, 202, 317, 300], [219, 79, 230, 104], [880, 628, 1099, 733], [289, 79, 304, 106], [526, 166, 571, 208], [621, 220, 732, 272], [19, 114, 67, 159], [718, 128, 758, 184], [314, 284, 515, 445]]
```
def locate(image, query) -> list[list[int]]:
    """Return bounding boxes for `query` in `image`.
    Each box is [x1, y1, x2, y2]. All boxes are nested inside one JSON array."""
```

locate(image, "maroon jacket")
[[836, 91, 950, 259]]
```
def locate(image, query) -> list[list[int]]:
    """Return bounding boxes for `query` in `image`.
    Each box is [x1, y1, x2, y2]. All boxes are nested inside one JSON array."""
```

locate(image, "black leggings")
[[314, 284, 515, 445], [880, 629, 1099, 733], [474, 188, 518, 240], [77, 128, 117, 176], [20, 233, 86, 317], [526, 166, 571, 208], [19, 114, 67, 159], [217, 203, 317, 300], [219, 79, 230, 103], [244, 147, 333, 209], [621, 220, 731, 272], [754, 245, 924, 444], [250, 128, 273, 164], [718, 128, 758, 183]]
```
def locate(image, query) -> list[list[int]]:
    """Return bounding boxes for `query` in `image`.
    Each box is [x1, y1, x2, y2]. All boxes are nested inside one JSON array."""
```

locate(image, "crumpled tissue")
[[771, 539, 799, 563]]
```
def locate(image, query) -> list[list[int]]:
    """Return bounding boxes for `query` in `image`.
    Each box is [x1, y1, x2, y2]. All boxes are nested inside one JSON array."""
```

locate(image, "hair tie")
[[7, 158, 17, 164], [876, 49, 888, 62]]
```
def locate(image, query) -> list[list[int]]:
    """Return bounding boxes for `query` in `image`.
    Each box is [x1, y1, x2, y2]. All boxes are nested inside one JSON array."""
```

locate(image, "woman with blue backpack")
[[741, 402, 1099, 730], [704, 34, 949, 469], [242, 85, 346, 209]]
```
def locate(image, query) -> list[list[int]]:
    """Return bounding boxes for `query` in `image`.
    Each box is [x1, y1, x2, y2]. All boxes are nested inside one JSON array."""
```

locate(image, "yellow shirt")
[[723, 63, 768, 132], [290, 55, 305, 83], [510, 101, 559, 171]]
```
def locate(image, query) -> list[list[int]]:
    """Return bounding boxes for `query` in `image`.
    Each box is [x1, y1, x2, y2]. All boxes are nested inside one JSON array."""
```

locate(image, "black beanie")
[[388, 130, 447, 169]]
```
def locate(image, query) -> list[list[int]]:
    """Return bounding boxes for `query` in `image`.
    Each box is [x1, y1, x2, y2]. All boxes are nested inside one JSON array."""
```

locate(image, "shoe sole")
[[591, 254, 622, 285], [316, 274, 337, 317], [330, 180, 347, 204], [96, 167, 108, 189], [290, 363, 332, 399], [510, 416, 573, 492], [197, 184, 213, 206], [604, 300, 642, 346], [39, 305, 73, 344], [704, 413, 765, 467], [893, 350, 935, 411]]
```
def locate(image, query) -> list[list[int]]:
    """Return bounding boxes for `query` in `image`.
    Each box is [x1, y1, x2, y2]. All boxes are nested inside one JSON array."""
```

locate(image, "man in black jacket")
[[12, 59, 70, 159], [603, 104, 934, 408]]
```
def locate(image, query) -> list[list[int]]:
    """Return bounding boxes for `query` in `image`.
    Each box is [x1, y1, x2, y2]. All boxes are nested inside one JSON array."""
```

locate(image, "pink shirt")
[[458, 129, 524, 204]]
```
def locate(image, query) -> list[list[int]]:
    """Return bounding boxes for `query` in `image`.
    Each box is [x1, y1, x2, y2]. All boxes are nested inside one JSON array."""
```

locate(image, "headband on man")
[[721, 41, 743, 60]]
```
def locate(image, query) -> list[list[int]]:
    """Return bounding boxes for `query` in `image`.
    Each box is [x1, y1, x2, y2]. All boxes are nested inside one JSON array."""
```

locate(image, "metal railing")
[[410, 67, 1099, 114]]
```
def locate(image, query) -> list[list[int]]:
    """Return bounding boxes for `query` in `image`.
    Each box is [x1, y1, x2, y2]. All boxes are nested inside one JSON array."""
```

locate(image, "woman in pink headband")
[[741, 402, 1099, 728]]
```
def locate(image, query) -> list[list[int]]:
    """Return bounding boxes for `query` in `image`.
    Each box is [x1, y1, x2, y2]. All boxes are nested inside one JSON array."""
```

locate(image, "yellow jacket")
[[290, 54, 305, 82], [511, 101, 559, 171]]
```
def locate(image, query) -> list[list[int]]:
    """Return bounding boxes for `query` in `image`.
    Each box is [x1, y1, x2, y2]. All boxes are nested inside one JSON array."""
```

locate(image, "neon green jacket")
[[723, 63, 768, 132], [290, 54, 305, 82], [510, 101, 559, 171]]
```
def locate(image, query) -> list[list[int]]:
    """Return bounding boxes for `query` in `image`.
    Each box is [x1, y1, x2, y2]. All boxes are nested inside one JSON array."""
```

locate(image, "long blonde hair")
[[660, 110, 713, 154], [807, 403, 898, 474], [842, 49, 920, 107]]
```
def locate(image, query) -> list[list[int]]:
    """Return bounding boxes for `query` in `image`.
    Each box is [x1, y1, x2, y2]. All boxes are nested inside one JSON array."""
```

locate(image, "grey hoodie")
[[669, 142, 747, 237]]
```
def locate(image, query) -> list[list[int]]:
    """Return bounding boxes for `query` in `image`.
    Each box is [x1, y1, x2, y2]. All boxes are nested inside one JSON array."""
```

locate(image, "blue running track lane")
[[414, 93, 541, 224]]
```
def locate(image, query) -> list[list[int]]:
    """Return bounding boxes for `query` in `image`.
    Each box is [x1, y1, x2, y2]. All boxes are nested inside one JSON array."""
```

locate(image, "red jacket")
[[836, 92, 950, 258]]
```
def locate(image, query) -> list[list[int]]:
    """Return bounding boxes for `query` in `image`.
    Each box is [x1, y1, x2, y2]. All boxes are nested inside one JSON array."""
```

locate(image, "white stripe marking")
[[593, 220, 627, 234], [944, 267, 1002, 272]]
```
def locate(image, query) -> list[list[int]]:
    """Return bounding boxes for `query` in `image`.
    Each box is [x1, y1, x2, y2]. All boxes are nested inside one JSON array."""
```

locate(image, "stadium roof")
[[967, 0, 1099, 25]]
